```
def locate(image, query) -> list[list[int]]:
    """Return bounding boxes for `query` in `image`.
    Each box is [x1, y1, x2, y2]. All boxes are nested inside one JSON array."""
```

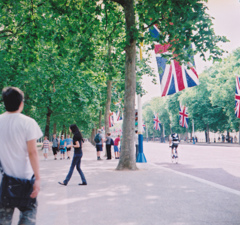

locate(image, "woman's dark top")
[[73, 133, 83, 154]]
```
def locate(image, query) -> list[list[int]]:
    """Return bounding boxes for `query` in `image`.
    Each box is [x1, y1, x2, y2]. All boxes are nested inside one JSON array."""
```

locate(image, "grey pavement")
[[12, 141, 240, 225]]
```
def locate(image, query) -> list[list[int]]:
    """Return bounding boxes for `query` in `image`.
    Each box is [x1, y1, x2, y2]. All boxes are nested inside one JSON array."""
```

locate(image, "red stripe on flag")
[[154, 43, 171, 54], [162, 65, 172, 97], [235, 94, 240, 101], [174, 61, 185, 91]]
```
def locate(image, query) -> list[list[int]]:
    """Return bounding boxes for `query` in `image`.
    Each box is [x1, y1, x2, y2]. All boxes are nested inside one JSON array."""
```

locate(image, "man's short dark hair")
[[2, 87, 24, 112]]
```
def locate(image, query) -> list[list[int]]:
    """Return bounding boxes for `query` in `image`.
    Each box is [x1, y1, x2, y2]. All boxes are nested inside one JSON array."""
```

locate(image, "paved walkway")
[[12, 141, 240, 225]]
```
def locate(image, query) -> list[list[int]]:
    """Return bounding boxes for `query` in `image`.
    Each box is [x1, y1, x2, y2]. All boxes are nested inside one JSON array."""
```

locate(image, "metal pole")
[[162, 123, 165, 143], [146, 124, 148, 142], [136, 40, 147, 163], [192, 119, 195, 144]]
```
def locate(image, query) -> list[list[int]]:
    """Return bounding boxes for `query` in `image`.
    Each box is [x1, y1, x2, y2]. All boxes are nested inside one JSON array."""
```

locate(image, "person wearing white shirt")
[[0, 87, 43, 225]]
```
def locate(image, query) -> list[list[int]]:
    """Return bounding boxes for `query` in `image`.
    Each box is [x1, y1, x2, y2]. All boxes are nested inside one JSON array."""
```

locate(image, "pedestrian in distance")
[[59, 135, 66, 160], [114, 135, 121, 159], [52, 134, 59, 160], [94, 129, 104, 160], [0, 87, 43, 225], [65, 134, 73, 160], [58, 124, 87, 186], [169, 133, 180, 158], [105, 132, 113, 160], [42, 136, 50, 160], [134, 130, 139, 159]]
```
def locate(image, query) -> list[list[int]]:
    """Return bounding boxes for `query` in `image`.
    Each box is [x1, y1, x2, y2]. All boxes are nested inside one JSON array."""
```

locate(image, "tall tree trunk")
[[53, 123, 57, 134], [90, 128, 96, 145], [206, 124, 210, 143], [104, 80, 112, 135], [116, 0, 137, 170], [205, 130, 208, 143], [44, 107, 52, 139], [62, 125, 66, 137], [227, 130, 230, 143]]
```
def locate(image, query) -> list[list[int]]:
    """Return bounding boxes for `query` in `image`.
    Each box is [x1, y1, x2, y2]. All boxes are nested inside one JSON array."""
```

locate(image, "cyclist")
[[169, 133, 180, 158]]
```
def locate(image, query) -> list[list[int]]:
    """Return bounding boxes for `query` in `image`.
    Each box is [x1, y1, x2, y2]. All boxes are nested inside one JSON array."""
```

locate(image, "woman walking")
[[58, 124, 87, 186]]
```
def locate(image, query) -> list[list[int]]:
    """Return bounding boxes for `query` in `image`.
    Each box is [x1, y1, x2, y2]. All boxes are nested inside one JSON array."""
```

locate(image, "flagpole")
[[192, 119, 195, 144], [163, 123, 165, 143], [136, 40, 147, 163], [146, 124, 148, 142]]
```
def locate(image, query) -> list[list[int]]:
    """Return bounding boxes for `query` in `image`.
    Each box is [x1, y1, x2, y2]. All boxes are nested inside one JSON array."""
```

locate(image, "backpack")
[[94, 134, 101, 143], [110, 138, 114, 146]]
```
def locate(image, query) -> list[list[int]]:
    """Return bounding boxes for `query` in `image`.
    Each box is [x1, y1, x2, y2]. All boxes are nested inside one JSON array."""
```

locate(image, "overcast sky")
[[142, 0, 240, 103]]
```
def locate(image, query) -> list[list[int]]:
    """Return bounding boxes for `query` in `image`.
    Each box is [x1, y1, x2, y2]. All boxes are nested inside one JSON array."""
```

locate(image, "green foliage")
[[0, 0, 230, 139]]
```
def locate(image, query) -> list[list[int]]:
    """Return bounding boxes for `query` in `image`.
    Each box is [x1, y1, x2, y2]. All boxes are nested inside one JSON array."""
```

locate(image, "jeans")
[[63, 153, 86, 184], [0, 202, 37, 225]]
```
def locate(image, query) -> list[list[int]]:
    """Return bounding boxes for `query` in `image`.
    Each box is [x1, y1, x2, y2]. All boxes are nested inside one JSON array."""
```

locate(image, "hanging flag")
[[153, 114, 161, 131], [235, 76, 240, 118], [116, 110, 123, 121], [149, 25, 199, 97], [179, 104, 189, 128], [109, 112, 114, 127]]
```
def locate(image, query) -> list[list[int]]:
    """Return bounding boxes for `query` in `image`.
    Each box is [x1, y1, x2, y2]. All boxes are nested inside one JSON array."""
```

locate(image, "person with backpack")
[[169, 133, 180, 158], [94, 129, 103, 160]]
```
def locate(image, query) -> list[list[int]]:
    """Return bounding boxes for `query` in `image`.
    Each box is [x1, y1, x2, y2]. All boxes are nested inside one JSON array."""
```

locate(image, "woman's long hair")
[[69, 124, 83, 141]]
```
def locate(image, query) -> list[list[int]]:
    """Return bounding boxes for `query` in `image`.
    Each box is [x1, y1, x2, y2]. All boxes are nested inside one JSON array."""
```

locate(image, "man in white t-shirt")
[[0, 87, 43, 225]]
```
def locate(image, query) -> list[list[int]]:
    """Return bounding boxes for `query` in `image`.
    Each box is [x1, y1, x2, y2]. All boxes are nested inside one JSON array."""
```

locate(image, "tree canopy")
[[0, 0, 230, 169]]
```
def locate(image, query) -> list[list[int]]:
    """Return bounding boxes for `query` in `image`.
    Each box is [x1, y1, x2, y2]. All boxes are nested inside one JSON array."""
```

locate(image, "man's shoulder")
[[19, 114, 37, 124]]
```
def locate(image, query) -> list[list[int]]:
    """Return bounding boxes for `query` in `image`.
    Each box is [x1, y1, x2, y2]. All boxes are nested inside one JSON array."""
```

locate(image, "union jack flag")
[[149, 25, 199, 97], [235, 76, 240, 118], [109, 112, 114, 127], [153, 114, 161, 131], [179, 104, 189, 128]]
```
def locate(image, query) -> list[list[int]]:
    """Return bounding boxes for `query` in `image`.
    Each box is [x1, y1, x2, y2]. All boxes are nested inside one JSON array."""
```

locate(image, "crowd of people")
[[41, 134, 74, 160], [94, 129, 122, 160], [40, 128, 123, 162]]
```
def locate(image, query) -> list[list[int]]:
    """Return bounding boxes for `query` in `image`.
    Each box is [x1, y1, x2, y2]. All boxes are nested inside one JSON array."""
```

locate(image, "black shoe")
[[54, 158, 57, 160], [67, 157, 70, 160], [58, 182, 67, 186], [78, 182, 87, 185]]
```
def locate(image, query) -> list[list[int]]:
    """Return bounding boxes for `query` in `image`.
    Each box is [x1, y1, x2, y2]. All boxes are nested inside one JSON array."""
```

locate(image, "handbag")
[[0, 161, 36, 208]]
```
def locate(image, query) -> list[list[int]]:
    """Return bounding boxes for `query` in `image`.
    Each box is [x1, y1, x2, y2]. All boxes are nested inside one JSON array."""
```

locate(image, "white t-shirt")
[[0, 112, 43, 181]]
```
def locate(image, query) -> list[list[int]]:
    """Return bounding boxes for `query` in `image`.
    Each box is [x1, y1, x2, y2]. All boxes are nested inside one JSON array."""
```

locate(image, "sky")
[[141, 0, 240, 104]]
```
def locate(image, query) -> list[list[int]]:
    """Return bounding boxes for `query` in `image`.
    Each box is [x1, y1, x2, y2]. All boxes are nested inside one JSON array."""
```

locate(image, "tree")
[[109, 0, 228, 169]]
